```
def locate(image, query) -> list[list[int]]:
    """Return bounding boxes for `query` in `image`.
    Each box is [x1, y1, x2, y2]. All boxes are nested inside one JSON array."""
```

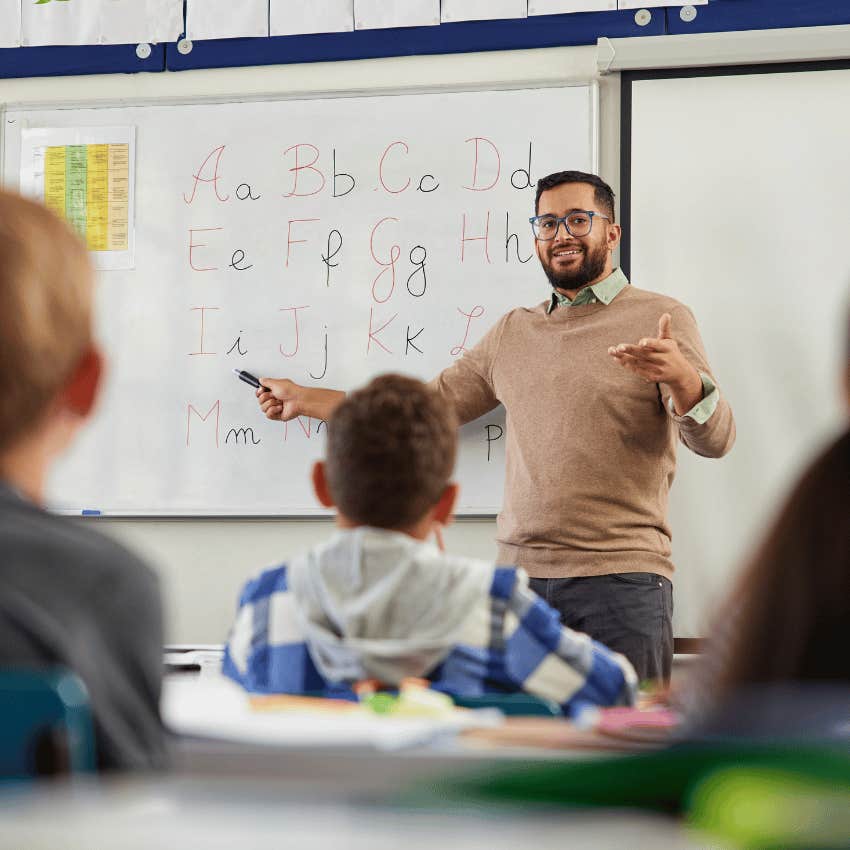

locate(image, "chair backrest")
[[0, 668, 96, 779]]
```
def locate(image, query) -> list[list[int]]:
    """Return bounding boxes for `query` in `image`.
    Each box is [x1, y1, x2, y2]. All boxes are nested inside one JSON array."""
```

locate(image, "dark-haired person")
[[223, 375, 637, 714], [254, 171, 736, 683], [0, 190, 166, 771]]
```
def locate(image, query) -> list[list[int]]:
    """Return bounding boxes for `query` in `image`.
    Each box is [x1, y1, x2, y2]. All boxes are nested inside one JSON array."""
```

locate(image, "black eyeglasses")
[[529, 210, 610, 240]]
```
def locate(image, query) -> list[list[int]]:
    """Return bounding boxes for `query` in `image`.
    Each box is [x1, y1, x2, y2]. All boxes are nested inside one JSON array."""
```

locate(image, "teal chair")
[[0, 668, 96, 779]]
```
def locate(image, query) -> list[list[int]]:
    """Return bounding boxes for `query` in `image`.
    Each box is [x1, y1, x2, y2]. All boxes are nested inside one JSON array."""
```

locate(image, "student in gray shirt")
[[0, 190, 166, 771]]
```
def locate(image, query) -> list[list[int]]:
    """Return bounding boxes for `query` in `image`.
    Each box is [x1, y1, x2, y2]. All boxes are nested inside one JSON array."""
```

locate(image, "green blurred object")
[[413, 743, 850, 816], [451, 693, 561, 716], [688, 765, 850, 850], [363, 693, 398, 715]]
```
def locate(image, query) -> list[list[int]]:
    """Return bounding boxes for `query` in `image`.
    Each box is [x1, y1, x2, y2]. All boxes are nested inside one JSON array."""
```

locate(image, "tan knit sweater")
[[431, 283, 735, 581]]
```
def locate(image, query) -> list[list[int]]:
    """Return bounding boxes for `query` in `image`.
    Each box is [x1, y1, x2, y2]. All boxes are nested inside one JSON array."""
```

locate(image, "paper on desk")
[[354, 0, 440, 31], [441, 0, 527, 23], [528, 0, 616, 15], [162, 675, 501, 751], [0, 0, 21, 48], [186, 0, 269, 41], [271, 0, 354, 37]]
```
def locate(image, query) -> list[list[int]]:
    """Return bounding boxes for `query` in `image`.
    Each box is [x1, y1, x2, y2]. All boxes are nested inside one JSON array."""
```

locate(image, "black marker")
[[232, 369, 269, 391]]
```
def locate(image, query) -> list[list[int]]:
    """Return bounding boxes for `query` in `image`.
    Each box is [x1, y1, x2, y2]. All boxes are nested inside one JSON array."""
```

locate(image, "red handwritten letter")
[[186, 400, 221, 447], [183, 146, 230, 204], [451, 306, 485, 356], [369, 217, 401, 303], [278, 306, 310, 358], [282, 144, 326, 197], [189, 306, 220, 355], [367, 307, 398, 355], [286, 219, 320, 268], [460, 213, 492, 264], [378, 141, 411, 194], [463, 137, 501, 192], [189, 227, 223, 272]]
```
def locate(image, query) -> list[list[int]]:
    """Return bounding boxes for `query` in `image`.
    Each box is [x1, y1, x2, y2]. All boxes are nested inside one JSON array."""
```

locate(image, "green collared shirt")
[[547, 269, 719, 424], [546, 267, 630, 312]]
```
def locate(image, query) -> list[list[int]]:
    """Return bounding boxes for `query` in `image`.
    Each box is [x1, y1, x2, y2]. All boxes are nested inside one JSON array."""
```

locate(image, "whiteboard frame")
[[2, 79, 599, 517], [618, 57, 850, 277]]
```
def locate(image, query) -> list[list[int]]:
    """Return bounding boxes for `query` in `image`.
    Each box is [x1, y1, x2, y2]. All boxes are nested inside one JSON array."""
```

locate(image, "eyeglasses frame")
[[528, 210, 611, 241]]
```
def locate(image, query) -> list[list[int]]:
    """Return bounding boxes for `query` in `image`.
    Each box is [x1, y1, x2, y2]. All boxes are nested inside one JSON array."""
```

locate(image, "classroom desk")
[[0, 774, 719, 850]]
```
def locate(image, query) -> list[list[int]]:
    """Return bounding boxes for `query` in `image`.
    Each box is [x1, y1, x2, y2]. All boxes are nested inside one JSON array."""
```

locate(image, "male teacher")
[[256, 171, 735, 682]]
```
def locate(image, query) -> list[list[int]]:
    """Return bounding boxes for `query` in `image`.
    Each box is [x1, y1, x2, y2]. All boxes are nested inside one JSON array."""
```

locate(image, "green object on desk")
[[364, 693, 398, 715], [411, 743, 850, 816], [688, 765, 850, 850], [451, 693, 560, 716]]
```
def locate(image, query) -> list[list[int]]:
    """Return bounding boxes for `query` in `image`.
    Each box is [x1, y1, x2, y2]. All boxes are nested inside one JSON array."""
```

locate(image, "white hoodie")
[[287, 527, 495, 685]]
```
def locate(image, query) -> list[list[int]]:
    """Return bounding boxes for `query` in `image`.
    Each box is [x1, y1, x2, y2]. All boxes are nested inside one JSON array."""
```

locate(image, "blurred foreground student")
[[223, 374, 637, 715], [682, 321, 850, 737], [0, 190, 166, 770]]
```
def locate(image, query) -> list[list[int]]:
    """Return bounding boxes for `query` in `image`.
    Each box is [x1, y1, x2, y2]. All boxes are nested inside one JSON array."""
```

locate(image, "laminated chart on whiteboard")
[[3, 85, 597, 515], [19, 127, 135, 270]]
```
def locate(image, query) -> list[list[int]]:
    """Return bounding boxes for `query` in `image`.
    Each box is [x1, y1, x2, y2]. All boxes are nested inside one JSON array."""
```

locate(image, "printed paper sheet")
[[0, 0, 21, 47], [270, 0, 354, 37], [353, 0, 439, 30], [186, 0, 269, 41], [20, 127, 136, 270], [441, 0, 527, 23], [528, 1, 616, 14], [22, 0, 182, 46]]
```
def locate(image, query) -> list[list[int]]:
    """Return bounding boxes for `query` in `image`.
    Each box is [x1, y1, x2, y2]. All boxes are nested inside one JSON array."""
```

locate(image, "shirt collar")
[[547, 267, 629, 314]]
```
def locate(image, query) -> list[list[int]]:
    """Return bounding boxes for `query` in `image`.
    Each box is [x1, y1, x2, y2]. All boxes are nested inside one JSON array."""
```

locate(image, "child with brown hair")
[[224, 374, 637, 714]]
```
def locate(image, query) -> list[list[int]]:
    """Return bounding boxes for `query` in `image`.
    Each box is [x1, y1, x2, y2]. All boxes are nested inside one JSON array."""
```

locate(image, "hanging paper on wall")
[[441, 0, 527, 23], [186, 0, 269, 41], [19, 127, 136, 271], [528, 0, 616, 14], [0, 0, 21, 47], [21, 0, 99, 46], [353, 0, 440, 30], [100, 0, 183, 45], [270, 0, 354, 37], [21, 0, 183, 46], [618, 1, 707, 9]]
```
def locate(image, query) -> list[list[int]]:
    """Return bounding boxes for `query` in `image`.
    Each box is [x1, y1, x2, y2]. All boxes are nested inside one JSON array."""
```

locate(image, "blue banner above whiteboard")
[[2, 2, 850, 82]]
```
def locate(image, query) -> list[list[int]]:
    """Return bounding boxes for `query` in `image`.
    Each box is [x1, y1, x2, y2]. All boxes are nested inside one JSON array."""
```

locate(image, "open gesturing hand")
[[608, 313, 702, 413]]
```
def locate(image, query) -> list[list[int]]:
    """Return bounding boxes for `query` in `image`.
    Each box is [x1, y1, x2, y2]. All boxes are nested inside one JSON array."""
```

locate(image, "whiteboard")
[[3, 84, 597, 515], [628, 66, 850, 636]]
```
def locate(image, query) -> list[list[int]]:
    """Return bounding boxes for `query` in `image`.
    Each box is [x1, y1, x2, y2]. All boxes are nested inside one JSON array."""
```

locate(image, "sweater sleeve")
[[662, 304, 736, 458], [429, 313, 507, 426]]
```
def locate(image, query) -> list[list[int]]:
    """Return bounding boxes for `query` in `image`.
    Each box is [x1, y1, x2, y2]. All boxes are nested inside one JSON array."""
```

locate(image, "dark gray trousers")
[[528, 573, 674, 684]]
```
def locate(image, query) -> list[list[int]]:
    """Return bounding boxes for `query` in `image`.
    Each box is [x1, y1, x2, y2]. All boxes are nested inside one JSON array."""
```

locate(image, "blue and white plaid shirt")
[[223, 548, 637, 717]]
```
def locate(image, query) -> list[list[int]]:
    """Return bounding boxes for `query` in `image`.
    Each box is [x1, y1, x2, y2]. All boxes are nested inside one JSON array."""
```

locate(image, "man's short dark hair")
[[325, 374, 458, 529], [534, 171, 616, 222]]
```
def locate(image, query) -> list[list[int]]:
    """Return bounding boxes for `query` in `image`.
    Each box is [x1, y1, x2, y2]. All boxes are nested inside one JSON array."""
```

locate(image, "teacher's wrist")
[[666, 365, 703, 415]]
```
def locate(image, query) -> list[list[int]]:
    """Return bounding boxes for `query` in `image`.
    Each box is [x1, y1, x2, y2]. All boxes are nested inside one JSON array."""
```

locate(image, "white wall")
[[1, 46, 618, 643]]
